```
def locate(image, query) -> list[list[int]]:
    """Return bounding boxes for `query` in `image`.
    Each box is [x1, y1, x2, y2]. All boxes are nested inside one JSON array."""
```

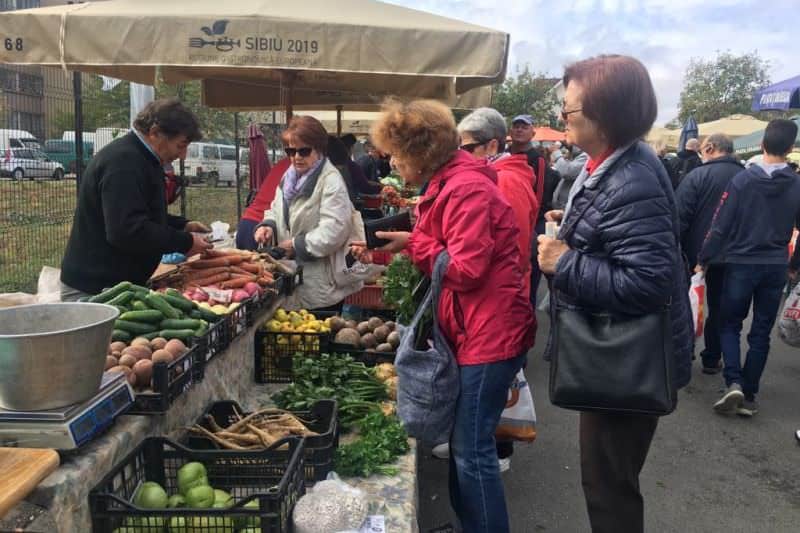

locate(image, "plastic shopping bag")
[[778, 281, 800, 347], [689, 272, 706, 338], [495, 369, 537, 442]]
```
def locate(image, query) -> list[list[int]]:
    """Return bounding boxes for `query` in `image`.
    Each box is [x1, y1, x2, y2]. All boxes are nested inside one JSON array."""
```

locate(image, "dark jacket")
[[700, 164, 800, 266], [675, 149, 702, 185], [553, 141, 693, 391], [356, 154, 390, 182], [61, 132, 192, 294], [676, 155, 744, 268]]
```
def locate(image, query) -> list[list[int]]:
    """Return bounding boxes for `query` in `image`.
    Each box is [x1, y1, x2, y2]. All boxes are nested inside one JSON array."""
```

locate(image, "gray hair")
[[686, 138, 700, 151], [705, 133, 734, 154], [457, 107, 507, 143]]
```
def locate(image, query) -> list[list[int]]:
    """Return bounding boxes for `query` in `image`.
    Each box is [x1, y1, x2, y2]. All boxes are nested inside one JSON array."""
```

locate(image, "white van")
[[62, 131, 97, 144], [182, 142, 238, 186], [0, 129, 42, 151], [94, 127, 129, 153]]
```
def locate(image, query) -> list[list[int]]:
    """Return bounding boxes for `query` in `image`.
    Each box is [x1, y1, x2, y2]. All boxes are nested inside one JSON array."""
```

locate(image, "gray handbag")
[[395, 250, 460, 444]]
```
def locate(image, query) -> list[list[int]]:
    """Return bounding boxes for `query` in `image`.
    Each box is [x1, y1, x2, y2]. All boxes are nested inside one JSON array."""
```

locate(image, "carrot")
[[229, 265, 254, 276], [188, 257, 231, 269], [237, 262, 262, 274], [221, 277, 253, 289], [191, 272, 230, 286], [183, 266, 230, 279], [229, 273, 258, 281], [256, 276, 273, 287], [203, 248, 246, 258]]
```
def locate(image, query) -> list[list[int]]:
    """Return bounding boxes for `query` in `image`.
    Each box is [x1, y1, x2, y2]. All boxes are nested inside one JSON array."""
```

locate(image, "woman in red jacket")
[[364, 99, 535, 533]]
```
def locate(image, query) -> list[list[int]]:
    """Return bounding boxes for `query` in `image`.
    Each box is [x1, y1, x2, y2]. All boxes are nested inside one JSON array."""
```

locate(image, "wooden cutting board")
[[0, 448, 59, 518]]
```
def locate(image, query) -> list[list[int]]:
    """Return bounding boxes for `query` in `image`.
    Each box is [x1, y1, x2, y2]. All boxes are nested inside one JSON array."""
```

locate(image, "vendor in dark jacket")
[[699, 119, 800, 418], [537, 55, 692, 533], [675, 133, 743, 375], [60, 99, 211, 299]]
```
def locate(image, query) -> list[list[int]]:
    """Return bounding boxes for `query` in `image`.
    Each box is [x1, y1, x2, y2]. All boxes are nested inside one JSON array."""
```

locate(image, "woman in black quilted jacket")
[[536, 55, 693, 533]]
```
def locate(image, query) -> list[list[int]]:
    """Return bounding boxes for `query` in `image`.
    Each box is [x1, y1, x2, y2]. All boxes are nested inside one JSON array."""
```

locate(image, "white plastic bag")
[[779, 281, 800, 346], [0, 266, 62, 308], [496, 369, 537, 442], [292, 474, 369, 533], [689, 272, 706, 338]]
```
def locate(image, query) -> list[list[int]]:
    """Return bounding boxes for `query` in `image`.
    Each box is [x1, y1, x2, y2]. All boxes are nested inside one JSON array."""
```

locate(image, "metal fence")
[[0, 64, 280, 292]]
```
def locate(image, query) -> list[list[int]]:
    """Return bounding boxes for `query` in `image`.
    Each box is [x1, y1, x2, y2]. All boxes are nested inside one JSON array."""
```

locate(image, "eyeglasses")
[[560, 107, 582, 121], [285, 147, 313, 158], [460, 141, 488, 153]]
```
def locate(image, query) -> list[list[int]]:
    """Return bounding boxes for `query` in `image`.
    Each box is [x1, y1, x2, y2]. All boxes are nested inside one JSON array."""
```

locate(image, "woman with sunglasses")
[[537, 55, 692, 533], [254, 115, 360, 311], [356, 99, 534, 533]]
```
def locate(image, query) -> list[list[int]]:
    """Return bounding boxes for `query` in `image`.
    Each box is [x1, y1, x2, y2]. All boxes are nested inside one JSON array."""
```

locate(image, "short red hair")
[[281, 115, 328, 155]]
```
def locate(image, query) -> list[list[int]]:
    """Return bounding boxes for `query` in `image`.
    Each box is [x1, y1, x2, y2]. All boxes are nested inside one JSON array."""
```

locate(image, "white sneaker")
[[432, 442, 450, 459], [713, 383, 744, 414], [498, 457, 511, 473]]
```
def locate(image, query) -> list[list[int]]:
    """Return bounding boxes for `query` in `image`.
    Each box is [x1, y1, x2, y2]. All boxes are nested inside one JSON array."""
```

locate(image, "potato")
[[376, 343, 394, 353], [344, 319, 358, 329], [122, 345, 152, 361], [329, 316, 346, 334], [373, 325, 390, 344], [387, 331, 401, 349], [108, 365, 136, 386], [360, 333, 377, 349], [118, 353, 137, 368], [334, 328, 361, 347], [110, 341, 128, 353], [111, 351, 122, 359], [105, 355, 119, 370], [130, 337, 152, 348], [151, 349, 174, 365], [164, 339, 187, 357], [149, 337, 168, 351], [132, 359, 154, 388], [356, 321, 371, 335], [367, 317, 384, 331], [384, 321, 396, 332]]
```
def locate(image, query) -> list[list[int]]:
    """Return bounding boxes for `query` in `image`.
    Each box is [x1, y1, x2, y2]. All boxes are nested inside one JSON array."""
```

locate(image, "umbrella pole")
[[234, 112, 242, 220], [282, 70, 296, 124], [336, 105, 343, 136]]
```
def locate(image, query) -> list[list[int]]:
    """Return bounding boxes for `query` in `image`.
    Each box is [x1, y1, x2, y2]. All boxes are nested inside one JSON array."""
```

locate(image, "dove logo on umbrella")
[[189, 20, 241, 52]]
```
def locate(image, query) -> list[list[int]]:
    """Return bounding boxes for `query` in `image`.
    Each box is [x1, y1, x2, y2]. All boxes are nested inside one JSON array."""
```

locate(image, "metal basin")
[[0, 303, 119, 411]]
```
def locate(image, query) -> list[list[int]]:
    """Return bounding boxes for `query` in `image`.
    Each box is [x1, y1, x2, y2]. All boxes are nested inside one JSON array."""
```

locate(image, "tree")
[[678, 51, 771, 123], [492, 67, 559, 127]]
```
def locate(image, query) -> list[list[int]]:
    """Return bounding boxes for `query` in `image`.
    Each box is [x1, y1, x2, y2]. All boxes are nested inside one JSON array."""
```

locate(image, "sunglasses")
[[285, 147, 313, 158], [460, 141, 487, 153]]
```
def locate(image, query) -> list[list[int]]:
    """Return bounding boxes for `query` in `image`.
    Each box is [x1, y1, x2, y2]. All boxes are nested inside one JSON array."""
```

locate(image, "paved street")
[[418, 287, 800, 533]]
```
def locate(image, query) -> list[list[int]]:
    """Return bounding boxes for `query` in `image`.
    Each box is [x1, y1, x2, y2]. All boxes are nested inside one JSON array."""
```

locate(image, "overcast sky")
[[386, 0, 797, 125]]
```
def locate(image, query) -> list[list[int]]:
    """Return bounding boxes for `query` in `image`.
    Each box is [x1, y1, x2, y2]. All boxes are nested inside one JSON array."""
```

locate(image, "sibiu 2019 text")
[[244, 37, 319, 54]]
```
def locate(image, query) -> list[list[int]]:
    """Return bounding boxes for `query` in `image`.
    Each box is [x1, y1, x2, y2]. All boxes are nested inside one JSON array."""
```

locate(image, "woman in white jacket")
[[254, 116, 362, 311]]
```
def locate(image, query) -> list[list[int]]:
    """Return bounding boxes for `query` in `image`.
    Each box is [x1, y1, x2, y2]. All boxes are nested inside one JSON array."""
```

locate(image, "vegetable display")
[[334, 411, 409, 477], [189, 407, 319, 450], [330, 315, 400, 354], [382, 254, 423, 324], [105, 337, 189, 391]]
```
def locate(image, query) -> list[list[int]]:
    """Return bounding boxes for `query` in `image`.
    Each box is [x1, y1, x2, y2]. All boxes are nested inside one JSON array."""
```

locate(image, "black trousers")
[[579, 412, 658, 533]]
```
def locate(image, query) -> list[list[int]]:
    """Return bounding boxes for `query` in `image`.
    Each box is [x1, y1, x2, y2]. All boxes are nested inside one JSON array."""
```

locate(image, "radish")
[[243, 282, 261, 297], [192, 290, 209, 302], [231, 289, 250, 303]]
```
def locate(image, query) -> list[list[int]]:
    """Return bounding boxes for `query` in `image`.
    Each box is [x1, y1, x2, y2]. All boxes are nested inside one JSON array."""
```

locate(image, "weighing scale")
[[0, 372, 134, 450]]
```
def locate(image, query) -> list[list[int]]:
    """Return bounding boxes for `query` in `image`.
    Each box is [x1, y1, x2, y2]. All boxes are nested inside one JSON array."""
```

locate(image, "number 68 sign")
[[4, 38, 23, 51]]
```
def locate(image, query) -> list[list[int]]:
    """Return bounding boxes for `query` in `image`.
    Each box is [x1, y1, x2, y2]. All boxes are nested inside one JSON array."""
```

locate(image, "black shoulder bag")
[[549, 163, 677, 416]]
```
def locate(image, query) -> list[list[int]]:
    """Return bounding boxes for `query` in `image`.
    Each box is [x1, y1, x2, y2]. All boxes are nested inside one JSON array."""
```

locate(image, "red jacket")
[[242, 158, 292, 222], [492, 154, 539, 299], [407, 150, 535, 366]]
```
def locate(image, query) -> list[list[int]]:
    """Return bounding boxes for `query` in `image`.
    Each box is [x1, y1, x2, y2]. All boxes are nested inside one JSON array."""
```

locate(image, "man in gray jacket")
[[551, 144, 589, 209]]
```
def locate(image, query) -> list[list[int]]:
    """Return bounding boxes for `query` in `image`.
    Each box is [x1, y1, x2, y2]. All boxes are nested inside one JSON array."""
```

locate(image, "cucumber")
[[194, 322, 209, 337], [112, 305, 130, 315], [111, 329, 132, 343], [131, 301, 150, 312], [189, 310, 204, 320], [129, 283, 150, 293], [160, 318, 203, 330], [106, 291, 134, 307], [159, 329, 197, 341], [133, 290, 150, 301], [114, 319, 158, 334], [193, 306, 221, 322], [162, 293, 195, 313], [119, 310, 164, 323], [88, 281, 132, 303], [144, 293, 180, 320]]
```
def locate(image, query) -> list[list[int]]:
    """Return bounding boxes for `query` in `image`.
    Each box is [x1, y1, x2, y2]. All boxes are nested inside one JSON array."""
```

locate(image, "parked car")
[[181, 142, 239, 186], [1, 147, 65, 180], [44, 139, 94, 174], [0, 129, 42, 151]]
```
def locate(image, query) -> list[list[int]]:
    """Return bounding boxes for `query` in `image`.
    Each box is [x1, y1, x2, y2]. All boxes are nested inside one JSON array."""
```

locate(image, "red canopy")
[[533, 127, 566, 142], [248, 123, 270, 191]]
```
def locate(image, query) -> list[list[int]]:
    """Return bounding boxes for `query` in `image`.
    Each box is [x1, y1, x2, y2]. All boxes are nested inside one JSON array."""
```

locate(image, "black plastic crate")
[[245, 290, 278, 327], [254, 329, 331, 383], [183, 400, 339, 483], [89, 437, 305, 533], [225, 299, 249, 343], [329, 343, 397, 366], [126, 343, 202, 415], [200, 316, 228, 363]]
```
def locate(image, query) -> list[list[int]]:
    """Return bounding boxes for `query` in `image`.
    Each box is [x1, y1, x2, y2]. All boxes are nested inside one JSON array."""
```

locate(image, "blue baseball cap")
[[512, 114, 534, 125]]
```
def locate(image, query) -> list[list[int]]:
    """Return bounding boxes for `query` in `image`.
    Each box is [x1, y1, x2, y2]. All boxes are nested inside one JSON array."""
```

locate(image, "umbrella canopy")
[[751, 75, 800, 112], [0, 0, 508, 97], [247, 123, 270, 190], [734, 116, 800, 154], [697, 114, 767, 138], [678, 116, 698, 152], [533, 127, 566, 143]]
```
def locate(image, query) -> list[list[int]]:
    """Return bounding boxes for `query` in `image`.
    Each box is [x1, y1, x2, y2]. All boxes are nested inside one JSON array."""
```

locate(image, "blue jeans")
[[448, 353, 525, 533], [719, 264, 786, 399]]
